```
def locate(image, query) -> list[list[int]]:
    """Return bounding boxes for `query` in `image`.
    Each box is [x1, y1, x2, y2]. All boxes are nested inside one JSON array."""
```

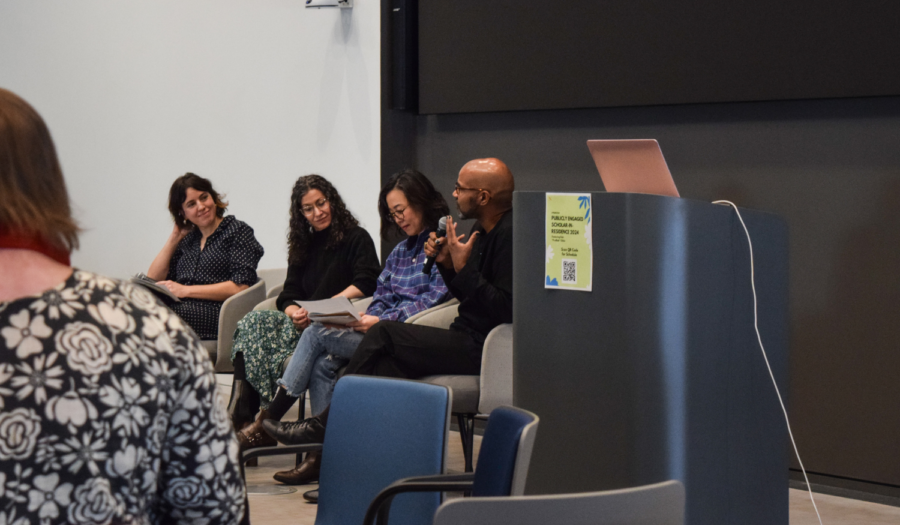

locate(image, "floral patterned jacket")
[[0, 270, 245, 524]]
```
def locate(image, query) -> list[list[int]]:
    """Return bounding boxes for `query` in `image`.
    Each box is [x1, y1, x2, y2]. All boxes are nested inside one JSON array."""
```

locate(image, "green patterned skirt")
[[231, 310, 301, 408]]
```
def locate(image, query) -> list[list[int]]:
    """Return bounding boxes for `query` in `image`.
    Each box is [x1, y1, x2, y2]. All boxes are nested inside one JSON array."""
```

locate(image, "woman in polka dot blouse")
[[147, 173, 264, 340]]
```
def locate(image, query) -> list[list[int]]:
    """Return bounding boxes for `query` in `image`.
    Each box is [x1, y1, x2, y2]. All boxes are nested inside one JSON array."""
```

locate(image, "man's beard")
[[456, 202, 474, 220]]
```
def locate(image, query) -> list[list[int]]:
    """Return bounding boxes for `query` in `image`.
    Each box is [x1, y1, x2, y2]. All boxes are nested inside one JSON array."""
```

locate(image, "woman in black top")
[[147, 173, 264, 340], [228, 175, 379, 437]]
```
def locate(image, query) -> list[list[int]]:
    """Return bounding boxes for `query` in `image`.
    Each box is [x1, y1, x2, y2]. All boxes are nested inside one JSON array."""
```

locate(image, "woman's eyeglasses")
[[388, 206, 408, 221], [301, 198, 329, 215]]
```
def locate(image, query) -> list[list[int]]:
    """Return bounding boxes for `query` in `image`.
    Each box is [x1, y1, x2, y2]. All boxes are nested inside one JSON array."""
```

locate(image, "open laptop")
[[587, 139, 680, 198]]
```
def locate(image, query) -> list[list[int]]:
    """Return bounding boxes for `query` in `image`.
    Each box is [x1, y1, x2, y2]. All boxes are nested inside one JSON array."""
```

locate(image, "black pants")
[[343, 321, 483, 379]]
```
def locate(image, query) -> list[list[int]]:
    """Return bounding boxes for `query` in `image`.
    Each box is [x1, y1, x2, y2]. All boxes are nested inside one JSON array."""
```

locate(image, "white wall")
[[0, 0, 381, 278]]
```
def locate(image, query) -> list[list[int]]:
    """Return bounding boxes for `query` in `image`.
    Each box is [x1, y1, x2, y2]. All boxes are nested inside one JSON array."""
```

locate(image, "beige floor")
[[217, 375, 900, 525]]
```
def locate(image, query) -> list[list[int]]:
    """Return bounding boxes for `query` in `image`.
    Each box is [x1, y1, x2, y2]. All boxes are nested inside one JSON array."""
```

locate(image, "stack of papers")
[[295, 297, 363, 326]]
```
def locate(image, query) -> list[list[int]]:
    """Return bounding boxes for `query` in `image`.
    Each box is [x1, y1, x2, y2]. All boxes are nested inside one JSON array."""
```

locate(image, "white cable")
[[712, 200, 824, 525]]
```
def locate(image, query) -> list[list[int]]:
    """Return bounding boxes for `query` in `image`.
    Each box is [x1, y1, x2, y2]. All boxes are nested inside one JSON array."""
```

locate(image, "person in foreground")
[[227, 174, 381, 441], [147, 172, 264, 340], [239, 169, 453, 485], [0, 88, 246, 523], [263, 157, 514, 446]]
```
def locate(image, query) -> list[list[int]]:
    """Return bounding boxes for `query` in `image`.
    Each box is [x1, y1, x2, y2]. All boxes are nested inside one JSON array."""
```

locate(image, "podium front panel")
[[512, 191, 789, 525]]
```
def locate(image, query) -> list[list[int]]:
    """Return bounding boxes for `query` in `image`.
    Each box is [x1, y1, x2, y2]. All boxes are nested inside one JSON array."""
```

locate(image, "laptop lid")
[[586, 139, 680, 198]]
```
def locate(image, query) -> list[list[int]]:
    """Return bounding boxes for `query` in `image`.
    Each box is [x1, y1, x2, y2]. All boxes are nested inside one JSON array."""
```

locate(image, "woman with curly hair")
[[228, 175, 380, 436]]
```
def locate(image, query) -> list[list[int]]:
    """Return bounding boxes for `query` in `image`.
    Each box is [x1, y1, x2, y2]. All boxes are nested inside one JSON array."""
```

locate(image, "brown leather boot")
[[237, 409, 278, 452], [273, 450, 321, 485], [227, 380, 259, 432]]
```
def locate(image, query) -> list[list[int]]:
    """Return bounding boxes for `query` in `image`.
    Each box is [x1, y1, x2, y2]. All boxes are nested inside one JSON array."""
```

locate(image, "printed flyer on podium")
[[545, 193, 592, 292]]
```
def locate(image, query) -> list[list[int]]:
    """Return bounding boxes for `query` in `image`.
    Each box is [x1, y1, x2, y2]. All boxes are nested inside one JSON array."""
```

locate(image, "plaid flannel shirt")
[[366, 230, 451, 322]]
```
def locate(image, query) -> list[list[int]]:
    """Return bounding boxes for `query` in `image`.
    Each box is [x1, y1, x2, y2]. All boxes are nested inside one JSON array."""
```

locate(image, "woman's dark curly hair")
[[168, 173, 228, 229], [378, 169, 449, 239], [288, 174, 359, 266]]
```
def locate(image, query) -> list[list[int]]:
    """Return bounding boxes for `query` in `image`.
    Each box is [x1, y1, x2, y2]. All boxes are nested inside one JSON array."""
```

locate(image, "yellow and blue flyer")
[[545, 193, 592, 291]]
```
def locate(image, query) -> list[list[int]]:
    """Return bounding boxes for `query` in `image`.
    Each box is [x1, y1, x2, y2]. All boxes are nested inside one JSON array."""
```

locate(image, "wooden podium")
[[512, 191, 789, 525]]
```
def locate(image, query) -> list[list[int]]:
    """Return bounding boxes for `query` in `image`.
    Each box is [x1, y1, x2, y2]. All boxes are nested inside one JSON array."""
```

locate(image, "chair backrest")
[[215, 278, 266, 372], [257, 267, 288, 293], [351, 296, 374, 311], [471, 406, 539, 497], [405, 299, 459, 327], [265, 283, 283, 299], [433, 480, 686, 525], [478, 323, 513, 415], [316, 376, 451, 525]]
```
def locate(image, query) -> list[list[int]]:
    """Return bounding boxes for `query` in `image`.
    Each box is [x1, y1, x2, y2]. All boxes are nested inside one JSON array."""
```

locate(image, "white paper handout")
[[131, 273, 181, 303], [295, 297, 363, 325]]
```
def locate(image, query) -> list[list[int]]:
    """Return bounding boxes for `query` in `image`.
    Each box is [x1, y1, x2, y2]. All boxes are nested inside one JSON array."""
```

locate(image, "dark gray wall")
[[418, 2, 900, 114], [383, 95, 900, 490]]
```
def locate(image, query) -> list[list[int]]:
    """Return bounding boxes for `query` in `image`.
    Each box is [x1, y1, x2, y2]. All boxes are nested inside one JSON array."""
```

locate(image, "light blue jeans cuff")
[[277, 323, 364, 403]]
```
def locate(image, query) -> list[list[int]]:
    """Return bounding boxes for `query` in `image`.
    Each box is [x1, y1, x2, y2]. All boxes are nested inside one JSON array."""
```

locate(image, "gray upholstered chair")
[[265, 284, 283, 299], [414, 302, 513, 472], [198, 278, 267, 373], [256, 267, 287, 295], [432, 480, 686, 525]]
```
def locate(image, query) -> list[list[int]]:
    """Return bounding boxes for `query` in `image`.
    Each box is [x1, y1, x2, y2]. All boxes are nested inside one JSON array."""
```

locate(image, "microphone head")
[[437, 216, 448, 231]]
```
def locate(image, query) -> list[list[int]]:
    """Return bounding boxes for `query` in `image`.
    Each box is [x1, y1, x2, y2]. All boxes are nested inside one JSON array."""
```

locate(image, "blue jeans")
[[277, 323, 364, 414]]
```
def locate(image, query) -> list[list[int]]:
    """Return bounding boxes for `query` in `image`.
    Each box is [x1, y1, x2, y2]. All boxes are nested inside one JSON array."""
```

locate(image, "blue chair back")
[[316, 375, 450, 525], [471, 406, 539, 497]]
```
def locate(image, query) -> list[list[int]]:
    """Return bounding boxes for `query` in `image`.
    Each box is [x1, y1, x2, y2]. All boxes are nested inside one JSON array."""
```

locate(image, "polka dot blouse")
[[166, 215, 264, 339]]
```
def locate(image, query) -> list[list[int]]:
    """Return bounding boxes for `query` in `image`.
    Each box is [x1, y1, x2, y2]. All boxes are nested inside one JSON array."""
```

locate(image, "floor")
[[216, 375, 900, 525]]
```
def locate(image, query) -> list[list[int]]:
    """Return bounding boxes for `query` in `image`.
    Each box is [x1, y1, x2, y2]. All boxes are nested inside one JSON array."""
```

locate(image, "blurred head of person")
[[0, 88, 79, 263], [378, 169, 449, 239], [288, 174, 358, 266], [167, 173, 228, 231]]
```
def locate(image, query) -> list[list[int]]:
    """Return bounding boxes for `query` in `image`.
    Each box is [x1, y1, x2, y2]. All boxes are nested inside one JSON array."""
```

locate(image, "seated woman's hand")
[[171, 222, 191, 242], [346, 313, 379, 334], [156, 280, 190, 298], [287, 306, 311, 330]]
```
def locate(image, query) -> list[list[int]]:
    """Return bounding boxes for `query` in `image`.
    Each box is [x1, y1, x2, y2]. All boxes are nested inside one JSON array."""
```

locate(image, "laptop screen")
[[587, 139, 680, 198]]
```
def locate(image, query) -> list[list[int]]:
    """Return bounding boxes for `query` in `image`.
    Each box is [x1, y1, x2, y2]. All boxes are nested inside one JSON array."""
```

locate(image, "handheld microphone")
[[422, 216, 448, 274]]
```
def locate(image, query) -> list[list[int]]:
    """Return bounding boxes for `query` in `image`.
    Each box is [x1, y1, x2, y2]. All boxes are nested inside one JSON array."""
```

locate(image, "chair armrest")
[[256, 295, 370, 313], [363, 473, 476, 525], [215, 279, 266, 373], [266, 283, 284, 299], [399, 473, 474, 483], [407, 299, 460, 328], [478, 323, 513, 414], [351, 296, 374, 311], [253, 297, 279, 311]]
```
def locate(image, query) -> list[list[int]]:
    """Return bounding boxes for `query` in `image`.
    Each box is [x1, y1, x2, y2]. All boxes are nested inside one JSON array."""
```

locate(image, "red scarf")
[[0, 227, 71, 266]]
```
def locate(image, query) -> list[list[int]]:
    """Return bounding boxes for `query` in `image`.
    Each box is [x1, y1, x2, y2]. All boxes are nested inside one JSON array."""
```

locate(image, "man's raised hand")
[[445, 217, 479, 273]]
